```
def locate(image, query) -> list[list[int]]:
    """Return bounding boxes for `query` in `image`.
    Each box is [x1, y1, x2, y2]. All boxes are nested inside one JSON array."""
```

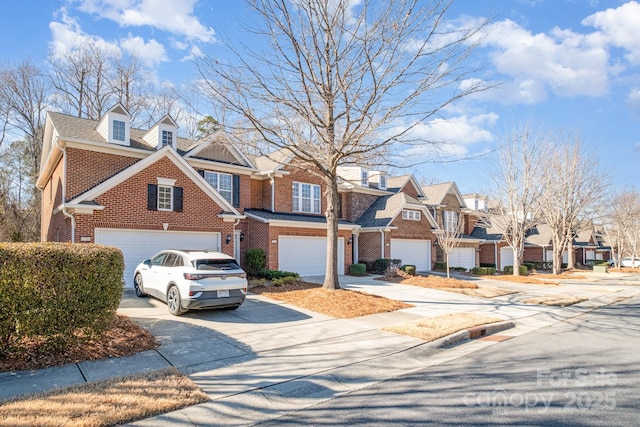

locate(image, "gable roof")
[[524, 223, 554, 247], [421, 181, 465, 207], [356, 192, 436, 229], [183, 131, 255, 168], [251, 147, 295, 173], [386, 174, 424, 196], [66, 145, 242, 217]]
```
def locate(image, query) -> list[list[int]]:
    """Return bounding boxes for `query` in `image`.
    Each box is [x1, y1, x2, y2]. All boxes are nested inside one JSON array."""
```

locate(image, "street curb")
[[437, 320, 515, 348]]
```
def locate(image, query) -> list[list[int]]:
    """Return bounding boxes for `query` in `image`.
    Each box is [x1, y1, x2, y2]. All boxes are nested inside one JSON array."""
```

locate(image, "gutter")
[[57, 139, 76, 243]]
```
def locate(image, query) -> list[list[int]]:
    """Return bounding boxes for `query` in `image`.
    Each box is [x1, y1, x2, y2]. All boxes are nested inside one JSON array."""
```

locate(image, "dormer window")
[[113, 120, 126, 142], [361, 170, 369, 186], [379, 175, 387, 190], [162, 130, 173, 147]]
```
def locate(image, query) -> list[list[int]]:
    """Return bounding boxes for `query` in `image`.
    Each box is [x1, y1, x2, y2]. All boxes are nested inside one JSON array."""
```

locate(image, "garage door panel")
[[390, 239, 431, 271], [278, 236, 344, 276], [449, 248, 476, 270], [95, 229, 220, 288], [500, 247, 514, 271]]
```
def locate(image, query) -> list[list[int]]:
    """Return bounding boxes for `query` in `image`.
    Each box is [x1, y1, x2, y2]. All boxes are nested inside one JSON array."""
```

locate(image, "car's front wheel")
[[167, 285, 184, 316], [134, 274, 146, 297]]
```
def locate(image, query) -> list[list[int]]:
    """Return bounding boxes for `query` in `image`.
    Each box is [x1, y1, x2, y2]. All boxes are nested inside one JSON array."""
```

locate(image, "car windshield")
[[194, 259, 241, 271]]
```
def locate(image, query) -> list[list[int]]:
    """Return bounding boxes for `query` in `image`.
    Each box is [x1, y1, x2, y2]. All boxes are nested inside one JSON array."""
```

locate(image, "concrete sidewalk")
[[1, 272, 639, 426]]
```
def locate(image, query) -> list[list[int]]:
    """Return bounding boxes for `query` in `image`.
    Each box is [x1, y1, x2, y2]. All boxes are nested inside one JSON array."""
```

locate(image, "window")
[[151, 253, 167, 266], [361, 170, 369, 186], [162, 130, 173, 146], [113, 120, 125, 141], [292, 182, 321, 214], [204, 171, 233, 203], [443, 211, 459, 232], [402, 210, 421, 221], [158, 185, 173, 211], [379, 175, 387, 190]]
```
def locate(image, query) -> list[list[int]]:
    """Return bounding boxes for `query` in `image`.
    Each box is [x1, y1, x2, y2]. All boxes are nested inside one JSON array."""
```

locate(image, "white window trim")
[[443, 210, 459, 232], [361, 170, 369, 186], [158, 185, 173, 211], [161, 129, 173, 147], [402, 210, 421, 221], [292, 181, 321, 214], [379, 175, 387, 190], [204, 171, 233, 204], [157, 177, 177, 186], [113, 120, 125, 142]]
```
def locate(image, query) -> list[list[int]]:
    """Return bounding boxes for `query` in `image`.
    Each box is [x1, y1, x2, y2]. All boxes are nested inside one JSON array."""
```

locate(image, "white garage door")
[[500, 246, 514, 271], [95, 229, 221, 287], [546, 250, 569, 263], [390, 239, 432, 271], [449, 248, 476, 270], [278, 236, 344, 276]]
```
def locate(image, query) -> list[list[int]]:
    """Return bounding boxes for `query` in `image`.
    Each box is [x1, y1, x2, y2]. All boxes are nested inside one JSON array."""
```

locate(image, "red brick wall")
[[358, 231, 384, 264], [41, 157, 70, 242], [274, 166, 326, 215], [399, 182, 420, 199], [479, 242, 497, 265], [66, 147, 139, 200], [523, 246, 544, 262], [344, 192, 379, 222]]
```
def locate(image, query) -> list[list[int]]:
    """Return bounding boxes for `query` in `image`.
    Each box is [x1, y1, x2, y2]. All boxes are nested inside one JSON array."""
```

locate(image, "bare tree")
[[538, 133, 609, 274], [196, 0, 488, 289], [478, 126, 546, 275], [436, 211, 465, 278], [606, 190, 640, 267]]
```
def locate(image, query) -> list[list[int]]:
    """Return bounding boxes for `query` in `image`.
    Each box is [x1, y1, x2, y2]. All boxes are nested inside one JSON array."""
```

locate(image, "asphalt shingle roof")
[[356, 192, 424, 228]]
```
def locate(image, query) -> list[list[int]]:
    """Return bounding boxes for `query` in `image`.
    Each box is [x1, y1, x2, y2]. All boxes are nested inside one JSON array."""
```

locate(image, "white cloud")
[[582, 1, 640, 65], [49, 13, 120, 58], [77, 0, 215, 42], [399, 113, 498, 158], [181, 45, 205, 62], [120, 35, 167, 67], [481, 19, 610, 99], [628, 87, 640, 115]]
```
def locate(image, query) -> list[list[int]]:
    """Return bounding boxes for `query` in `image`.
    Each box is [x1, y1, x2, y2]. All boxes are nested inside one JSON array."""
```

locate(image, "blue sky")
[[2, 0, 639, 195]]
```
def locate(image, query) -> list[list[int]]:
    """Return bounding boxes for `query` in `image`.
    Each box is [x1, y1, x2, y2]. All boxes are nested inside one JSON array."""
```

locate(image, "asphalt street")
[[257, 293, 640, 426]]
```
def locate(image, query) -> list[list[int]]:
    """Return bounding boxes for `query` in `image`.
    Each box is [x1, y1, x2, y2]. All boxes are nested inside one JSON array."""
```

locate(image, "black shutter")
[[174, 187, 183, 212], [232, 174, 240, 207], [147, 184, 157, 211], [198, 169, 205, 178]]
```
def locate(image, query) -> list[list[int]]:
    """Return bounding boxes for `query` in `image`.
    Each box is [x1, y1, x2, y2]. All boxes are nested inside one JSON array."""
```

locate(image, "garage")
[[449, 247, 476, 270], [95, 229, 221, 287], [390, 239, 432, 271], [278, 236, 344, 276], [500, 246, 514, 271]]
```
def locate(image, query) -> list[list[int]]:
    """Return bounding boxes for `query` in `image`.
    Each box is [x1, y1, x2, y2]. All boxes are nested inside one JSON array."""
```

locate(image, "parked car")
[[133, 250, 247, 315], [607, 257, 640, 268]]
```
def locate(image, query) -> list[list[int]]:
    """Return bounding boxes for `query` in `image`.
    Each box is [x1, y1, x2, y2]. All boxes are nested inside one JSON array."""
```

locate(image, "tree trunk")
[[512, 246, 521, 276], [446, 253, 451, 278], [567, 240, 575, 269], [322, 178, 341, 290]]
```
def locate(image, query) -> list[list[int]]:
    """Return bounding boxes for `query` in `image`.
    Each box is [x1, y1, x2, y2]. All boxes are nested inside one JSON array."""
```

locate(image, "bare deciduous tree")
[[196, 0, 488, 289], [478, 126, 546, 275], [605, 190, 640, 267], [436, 211, 465, 278], [538, 133, 609, 274]]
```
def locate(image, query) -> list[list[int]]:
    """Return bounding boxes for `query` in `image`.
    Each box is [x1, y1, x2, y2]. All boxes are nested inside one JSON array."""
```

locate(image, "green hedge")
[[503, 265, 528, 276], [471, 266, 496, 276], [400, 265, 416, 276], [480, 263, 496, 268], [0, 243, 124, 356], [349, 263, 367, 276], [372, 258, 402, 274], [245, 248, 266, 278], [434, 262, 447, 271], [260, 269, 300, 281]]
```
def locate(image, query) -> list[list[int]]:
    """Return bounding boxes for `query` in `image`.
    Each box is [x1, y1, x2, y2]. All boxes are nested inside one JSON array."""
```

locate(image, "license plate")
[[217, 290, 230, 298]]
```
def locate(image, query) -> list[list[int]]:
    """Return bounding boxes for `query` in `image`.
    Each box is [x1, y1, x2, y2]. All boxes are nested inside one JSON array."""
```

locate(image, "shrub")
[[372, 258, 402, 274], [472, 266, 496, 276], [349, 263, 367, 276], [523, 263, 535, 271], [434, 262, 447, 271], [480, 263, 496, 268], [260, 269, 300, 281], [272, 276, 300, 286], [451, 266, 467, 272], [503, 265, 528, 276], [245, 248, 266, 278], [400, 265, 416, 276], [0, 243, 123, 356]]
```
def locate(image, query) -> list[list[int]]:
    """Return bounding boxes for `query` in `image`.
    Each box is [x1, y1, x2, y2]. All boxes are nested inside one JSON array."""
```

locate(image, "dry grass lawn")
[[0, 368, 208, 427], [488, 275, 560, 286], [396, 274, 478, 289], [384, 313, 503, 342], [251, 282, 412, 318], [1, 315, 159, 372], [523, 295, 588, 307]]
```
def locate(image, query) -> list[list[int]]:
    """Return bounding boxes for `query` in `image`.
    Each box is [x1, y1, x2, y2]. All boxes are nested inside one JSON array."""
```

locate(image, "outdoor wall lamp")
[[347, 236, 353, 245], [240, 233, 245, 242], [225, 234, 231, 245]]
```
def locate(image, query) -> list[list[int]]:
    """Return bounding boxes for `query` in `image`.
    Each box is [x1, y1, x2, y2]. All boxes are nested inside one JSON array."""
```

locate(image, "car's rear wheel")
[[167, 285, 184, 316], [134, 274, 146, 297]]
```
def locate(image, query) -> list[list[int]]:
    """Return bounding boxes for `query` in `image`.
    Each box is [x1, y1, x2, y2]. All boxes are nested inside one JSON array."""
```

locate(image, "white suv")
[[133, 250, 247, 315]]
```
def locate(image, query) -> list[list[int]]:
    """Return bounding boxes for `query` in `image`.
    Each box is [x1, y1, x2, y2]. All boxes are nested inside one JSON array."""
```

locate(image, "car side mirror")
[[143, 259, 151, 267]]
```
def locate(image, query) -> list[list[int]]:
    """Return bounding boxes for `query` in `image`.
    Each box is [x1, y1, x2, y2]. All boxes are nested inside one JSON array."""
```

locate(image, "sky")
[[1, 0, 639, 195]]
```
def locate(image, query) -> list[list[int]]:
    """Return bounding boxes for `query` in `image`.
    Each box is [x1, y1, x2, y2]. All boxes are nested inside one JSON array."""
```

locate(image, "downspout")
[[232, 218, 241, 261], [269, 172, 275, 212], [57, 140, 76, 243], [494, 241, 498, 268], [380, 229, 385, 259]]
